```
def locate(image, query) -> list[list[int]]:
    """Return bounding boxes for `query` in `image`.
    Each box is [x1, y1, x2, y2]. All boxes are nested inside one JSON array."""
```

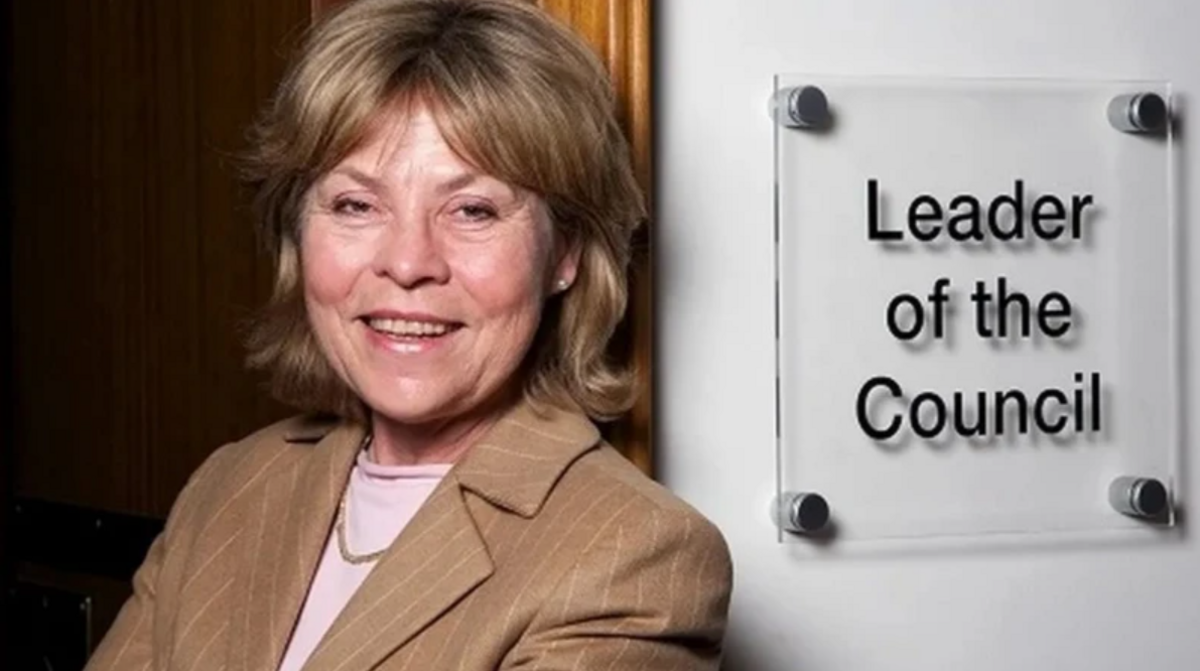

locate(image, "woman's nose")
[[371, 218, 452, 288]]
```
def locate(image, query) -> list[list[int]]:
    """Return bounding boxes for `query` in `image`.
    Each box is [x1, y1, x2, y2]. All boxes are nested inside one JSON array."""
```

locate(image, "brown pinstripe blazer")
[[85, 402, 732, 670]]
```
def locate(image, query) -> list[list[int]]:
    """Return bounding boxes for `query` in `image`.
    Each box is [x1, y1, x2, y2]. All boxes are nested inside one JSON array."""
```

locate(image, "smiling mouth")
[[364, 317, 464, 339]]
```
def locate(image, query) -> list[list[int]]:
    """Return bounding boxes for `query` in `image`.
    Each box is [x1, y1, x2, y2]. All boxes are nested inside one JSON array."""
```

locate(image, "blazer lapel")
[[225, 420, 364, 671], [211, 401, 592, 671], [299, 401, 599, 671], [300, 478, 494, 671], [452, 402, 600, 518]]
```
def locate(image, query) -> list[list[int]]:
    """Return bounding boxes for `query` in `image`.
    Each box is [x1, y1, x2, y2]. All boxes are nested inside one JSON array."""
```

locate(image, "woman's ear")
[[548, 232, 583, 295]]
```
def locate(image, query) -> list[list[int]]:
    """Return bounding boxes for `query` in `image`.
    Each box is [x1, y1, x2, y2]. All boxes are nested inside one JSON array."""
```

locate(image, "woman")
[[86, 0, 731, 669]]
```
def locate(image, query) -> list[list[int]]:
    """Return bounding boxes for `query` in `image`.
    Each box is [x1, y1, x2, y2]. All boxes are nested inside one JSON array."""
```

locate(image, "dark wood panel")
[[1, 0, 14, 656], [536, 0, 654, 474], [10, 0, 309, 517]]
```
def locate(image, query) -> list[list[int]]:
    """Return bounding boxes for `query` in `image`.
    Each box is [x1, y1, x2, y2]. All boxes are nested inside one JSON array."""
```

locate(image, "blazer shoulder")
[[524, 443, 733, 654], [187, 414, 341, 499], [556, 443, 729, 552], [566, 444, 707, 513]]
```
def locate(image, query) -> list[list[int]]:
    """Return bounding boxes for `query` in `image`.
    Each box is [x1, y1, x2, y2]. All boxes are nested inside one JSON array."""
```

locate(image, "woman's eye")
[[455, 203, 498, 222], [331, 197, 374, 216]]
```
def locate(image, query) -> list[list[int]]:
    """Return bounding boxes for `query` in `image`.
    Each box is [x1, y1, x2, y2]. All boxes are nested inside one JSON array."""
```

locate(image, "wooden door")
[[6, 0, 311, 656], [534, 0, 655, 475], [9, 0, 310, 518]]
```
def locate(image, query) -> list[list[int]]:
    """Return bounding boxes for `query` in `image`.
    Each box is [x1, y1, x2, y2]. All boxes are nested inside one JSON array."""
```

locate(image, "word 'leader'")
[[866, 179, 1094, 243]]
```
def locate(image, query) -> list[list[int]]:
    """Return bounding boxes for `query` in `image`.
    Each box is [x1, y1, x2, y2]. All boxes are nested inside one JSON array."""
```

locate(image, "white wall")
[[656, 2, 1200, 669]]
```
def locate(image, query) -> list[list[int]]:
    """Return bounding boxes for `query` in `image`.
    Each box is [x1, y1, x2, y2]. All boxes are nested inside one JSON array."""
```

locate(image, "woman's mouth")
[[363, 317, 463, 340]]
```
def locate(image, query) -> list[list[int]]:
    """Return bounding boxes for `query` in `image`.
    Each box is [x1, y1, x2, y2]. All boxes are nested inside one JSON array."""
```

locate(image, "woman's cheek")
[[456, 247, 543, 310], [302, 226, 377, 300]]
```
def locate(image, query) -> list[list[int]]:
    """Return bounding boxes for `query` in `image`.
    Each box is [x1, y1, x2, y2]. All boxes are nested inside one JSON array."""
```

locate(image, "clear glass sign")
[[774, 76, 1178, 543]]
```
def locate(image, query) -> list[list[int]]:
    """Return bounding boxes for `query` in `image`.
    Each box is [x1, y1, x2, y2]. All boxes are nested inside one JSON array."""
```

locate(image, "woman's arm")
[[84, 447, 225, 670], [85, 534, 167, 670], [501, 506, 733, 671]]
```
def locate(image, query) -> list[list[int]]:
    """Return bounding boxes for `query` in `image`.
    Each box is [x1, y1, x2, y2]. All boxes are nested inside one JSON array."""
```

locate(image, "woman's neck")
[[366, 397, 514, 466]]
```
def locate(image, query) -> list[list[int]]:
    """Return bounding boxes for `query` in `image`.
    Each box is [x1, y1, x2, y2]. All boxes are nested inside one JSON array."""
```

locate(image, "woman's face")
[[300, 102, 576, 427]]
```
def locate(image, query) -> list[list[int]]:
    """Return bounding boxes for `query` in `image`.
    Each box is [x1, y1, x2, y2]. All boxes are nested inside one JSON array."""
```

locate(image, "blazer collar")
[[226, 419, 365, 671], [280, 413, 345, 443], [301, 469, 494, 671], [300, 401, 598, 671], [281, 400, 603, 518], [232, 401, 600, 671], [451, 401, 601, 517]]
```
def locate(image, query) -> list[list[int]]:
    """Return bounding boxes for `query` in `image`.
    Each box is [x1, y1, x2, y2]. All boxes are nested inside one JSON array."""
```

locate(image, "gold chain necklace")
[[335, 435, 386, 565], [335, 491, 386, 564]]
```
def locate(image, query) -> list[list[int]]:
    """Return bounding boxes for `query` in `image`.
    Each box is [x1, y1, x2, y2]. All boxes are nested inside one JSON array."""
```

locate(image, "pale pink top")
[[278, 450, 451, 671]]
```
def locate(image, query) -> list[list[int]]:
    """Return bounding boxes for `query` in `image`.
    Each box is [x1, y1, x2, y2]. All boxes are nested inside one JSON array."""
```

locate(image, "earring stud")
[[556, 279, 570, 291]]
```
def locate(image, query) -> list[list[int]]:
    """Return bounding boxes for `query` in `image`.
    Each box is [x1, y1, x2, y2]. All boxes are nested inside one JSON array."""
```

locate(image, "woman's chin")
[[359, 379, 518, 436], [364, 396, 457, 427]]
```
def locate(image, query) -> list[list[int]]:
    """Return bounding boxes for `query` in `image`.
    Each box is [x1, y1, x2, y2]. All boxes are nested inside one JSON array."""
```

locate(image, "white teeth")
[[366, 318, 452, 336]]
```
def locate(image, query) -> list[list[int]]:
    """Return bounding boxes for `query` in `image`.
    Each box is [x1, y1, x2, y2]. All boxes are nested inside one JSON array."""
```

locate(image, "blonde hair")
[[242, 0, 645, 422]]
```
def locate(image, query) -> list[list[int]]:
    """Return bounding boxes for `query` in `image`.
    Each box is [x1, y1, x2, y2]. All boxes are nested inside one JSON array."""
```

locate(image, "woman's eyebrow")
[[324, 166, 385, 190], [324, 166, 517, 201], [436, 172, 482, 195], [437, 172, 523, 203]]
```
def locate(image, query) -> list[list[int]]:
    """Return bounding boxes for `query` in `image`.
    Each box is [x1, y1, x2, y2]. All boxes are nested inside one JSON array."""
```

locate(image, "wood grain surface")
[[536, 0, 655, 475], [9, 0, 309, 516]]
